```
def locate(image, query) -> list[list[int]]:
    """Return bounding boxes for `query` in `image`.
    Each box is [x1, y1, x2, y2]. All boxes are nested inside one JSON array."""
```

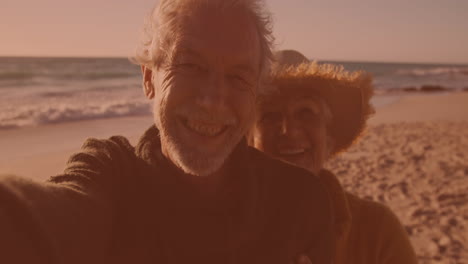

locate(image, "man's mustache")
[[176, 108, 237, 125]]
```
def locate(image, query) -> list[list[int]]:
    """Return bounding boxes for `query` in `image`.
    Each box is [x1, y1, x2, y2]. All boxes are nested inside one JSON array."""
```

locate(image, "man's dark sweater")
[[0, 126, 333, 264]]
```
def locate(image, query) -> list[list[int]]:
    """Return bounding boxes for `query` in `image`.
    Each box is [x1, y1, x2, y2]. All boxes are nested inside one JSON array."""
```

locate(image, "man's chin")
[[174, 151, 228, 177], [163, 122, 246, 176]]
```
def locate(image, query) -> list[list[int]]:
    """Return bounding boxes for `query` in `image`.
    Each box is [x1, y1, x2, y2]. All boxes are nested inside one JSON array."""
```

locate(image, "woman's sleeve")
[[376, 204, 419, 264]]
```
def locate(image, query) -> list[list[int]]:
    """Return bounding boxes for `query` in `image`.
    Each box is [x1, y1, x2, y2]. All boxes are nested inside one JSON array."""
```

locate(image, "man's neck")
[[178, 166, 229, 199], [160, 149, 231, 199]]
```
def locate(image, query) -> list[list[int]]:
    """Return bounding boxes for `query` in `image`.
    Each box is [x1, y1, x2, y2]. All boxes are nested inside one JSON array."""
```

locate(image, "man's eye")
[[228, 74, 252, 88], [231, 74, 246, 82], [227, 74, 252, 91]]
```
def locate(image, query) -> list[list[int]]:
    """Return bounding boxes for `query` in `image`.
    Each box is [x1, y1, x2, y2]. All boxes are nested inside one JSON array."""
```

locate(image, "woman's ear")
[[141, 65, 155, 99]]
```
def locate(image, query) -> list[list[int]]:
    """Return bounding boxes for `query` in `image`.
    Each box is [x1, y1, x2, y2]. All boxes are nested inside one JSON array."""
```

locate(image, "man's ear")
[[141, 65, 155, 99]]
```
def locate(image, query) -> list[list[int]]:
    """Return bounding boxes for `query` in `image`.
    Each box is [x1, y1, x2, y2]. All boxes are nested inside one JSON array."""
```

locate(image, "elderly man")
[[250, 49, 418, 264], [0, 2, 333, 264]]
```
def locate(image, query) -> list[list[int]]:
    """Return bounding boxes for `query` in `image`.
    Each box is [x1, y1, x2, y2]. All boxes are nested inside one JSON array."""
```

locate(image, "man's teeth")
[[186, 119, 224, 136], [279, 149, 306, 155]]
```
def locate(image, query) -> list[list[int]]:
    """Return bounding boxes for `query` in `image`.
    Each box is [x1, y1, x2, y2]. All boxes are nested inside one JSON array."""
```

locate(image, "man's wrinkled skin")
[[142, 6, 260, 177]]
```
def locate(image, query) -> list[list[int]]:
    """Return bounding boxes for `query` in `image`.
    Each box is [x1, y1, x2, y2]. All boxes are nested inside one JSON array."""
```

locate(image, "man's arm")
[[0, 175, 112, 264], [0, 176, 57, 264], [0, 136, 136, 264]]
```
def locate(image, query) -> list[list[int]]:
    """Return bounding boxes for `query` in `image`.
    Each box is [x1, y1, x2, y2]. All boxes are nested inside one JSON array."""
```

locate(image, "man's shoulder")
[[75, 135, 134, 160], [49, 135, 139, 190]]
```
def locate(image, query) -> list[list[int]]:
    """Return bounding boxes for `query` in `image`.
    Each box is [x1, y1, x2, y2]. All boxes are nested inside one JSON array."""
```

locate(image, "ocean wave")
[[376, 84, 468, 95], [396, 67, 468, 77], [55, 72, 139, 81], [39, 91, 75, 98], [0, 71, 36, 81], [0, 71, 139, 82], [0, 80, 43, 89], [85, 83, 141, 92], [37, 84, 140, 98], [0, 101, 152, 129]]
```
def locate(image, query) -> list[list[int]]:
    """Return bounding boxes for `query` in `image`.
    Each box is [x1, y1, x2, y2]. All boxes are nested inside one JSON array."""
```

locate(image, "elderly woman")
[[250, 50, 418, 264]]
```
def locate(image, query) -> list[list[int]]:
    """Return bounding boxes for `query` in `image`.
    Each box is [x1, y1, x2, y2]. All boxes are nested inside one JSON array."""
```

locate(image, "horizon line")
[[1, 54, 467, 66]]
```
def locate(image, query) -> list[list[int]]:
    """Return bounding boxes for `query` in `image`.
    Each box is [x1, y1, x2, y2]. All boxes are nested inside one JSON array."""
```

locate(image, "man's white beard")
[[163, 134, 233, 176], [155, 104, 254, 177]]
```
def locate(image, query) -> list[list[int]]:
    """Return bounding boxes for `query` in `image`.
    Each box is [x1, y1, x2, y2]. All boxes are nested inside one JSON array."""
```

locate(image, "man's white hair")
[[132, 0, 274, 80]]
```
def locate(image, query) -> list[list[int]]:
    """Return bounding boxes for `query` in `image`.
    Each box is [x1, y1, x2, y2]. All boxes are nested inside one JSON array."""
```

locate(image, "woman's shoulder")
[[346, 193, 400, 225]]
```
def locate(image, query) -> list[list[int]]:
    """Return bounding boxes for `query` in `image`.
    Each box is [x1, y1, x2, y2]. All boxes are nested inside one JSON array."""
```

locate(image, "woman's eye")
[[296, 108, 317, 120]]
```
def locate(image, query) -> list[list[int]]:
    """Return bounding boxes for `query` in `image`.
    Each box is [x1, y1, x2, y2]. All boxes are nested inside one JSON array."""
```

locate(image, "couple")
[[0, 0, 416, 263]]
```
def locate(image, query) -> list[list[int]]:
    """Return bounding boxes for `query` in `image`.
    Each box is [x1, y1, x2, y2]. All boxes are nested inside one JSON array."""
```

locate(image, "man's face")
[[147, 7, 261, 176], [252, 94, 329, 174]]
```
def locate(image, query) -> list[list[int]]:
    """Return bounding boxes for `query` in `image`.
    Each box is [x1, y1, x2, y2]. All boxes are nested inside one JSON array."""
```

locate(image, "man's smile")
[[181, 117, 230, 138]]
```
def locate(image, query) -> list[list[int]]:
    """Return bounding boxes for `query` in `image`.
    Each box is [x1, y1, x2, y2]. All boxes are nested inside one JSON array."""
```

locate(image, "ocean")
[[1, 57, 467, 129]]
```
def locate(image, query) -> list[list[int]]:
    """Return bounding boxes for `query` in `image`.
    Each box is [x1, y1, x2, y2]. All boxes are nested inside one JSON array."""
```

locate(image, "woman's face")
[[252, 93, 331, 174]]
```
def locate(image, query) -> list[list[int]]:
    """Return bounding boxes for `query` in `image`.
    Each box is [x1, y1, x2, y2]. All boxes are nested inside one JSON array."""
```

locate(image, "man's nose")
[[195, 72, 228, 110]]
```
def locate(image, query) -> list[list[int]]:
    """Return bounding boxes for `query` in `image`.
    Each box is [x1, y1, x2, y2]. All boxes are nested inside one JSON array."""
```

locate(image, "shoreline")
[[0, 115, 153, 180]]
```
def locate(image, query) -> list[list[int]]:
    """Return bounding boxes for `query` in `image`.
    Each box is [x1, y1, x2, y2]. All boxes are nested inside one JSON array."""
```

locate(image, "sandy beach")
[[1, 92, 467, 263], [328, 92, 468, 264]]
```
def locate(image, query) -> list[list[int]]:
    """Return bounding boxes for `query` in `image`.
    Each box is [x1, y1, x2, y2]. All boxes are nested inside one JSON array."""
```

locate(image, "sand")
[[1, 92, 467, 263], [327, 92, 468, 264]]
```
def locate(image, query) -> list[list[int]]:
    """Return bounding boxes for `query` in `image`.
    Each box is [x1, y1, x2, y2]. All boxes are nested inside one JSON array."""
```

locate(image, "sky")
[[1, 0, 467, 64]]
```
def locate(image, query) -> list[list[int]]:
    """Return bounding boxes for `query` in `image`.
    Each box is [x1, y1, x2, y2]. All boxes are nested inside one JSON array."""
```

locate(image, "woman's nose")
[[280, 117, 301, 137]]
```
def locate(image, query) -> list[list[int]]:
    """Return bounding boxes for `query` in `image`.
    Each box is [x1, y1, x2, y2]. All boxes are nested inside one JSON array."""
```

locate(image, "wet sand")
[[0, 115, 153, 180]]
